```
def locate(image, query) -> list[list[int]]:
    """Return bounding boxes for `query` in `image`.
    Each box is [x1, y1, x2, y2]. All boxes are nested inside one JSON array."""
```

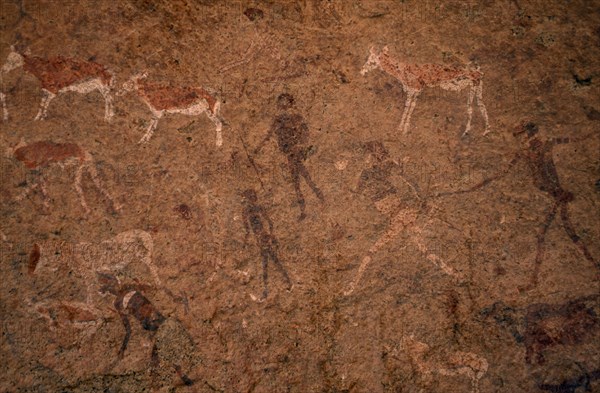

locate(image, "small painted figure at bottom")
[[97, 273, 195, 389], [241, 189, 292, 300]]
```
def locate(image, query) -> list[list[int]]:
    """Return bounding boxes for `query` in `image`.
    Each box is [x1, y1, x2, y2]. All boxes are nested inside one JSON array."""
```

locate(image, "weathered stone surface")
[[1, 1, 599, 392]]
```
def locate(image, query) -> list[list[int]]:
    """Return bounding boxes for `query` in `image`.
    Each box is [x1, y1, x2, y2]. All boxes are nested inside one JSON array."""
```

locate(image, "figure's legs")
[[34, 89, 56, 120], [522, 202, 558, 290], [206, 111, 223, 147], [139, 115, 161, 144], [74, 164, 91, 215], [85, 161, 121, 213], [0, 92, 7, 121], [463, 84, 475, 136], [560, 203, 598, 270], [409, 226, 459, 278], [261, 250, 269, 299], [297, 160, 324, 202], [344, 209, 412, 295], [475, 83, 490, 135], [100, 86, 114, 121], [401, 90, 420, 135], [288, 159, 306, 220], [270, 248, 292, 290]]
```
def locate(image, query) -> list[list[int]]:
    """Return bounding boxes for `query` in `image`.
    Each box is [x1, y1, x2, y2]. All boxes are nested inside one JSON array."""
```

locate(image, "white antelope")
[[121, 72, 224, 146], [9, 140, 120, 215], [30, 229, 161, 304], [361, 46, 490, 136], [1, 46, 115, 121], [401, 335, 489, 393]]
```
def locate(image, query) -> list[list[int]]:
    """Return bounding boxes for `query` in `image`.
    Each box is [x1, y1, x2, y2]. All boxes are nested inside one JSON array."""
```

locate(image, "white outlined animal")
[[1, 46, 115, 121], [401, 335, 489, 393], [8, 140, 120, 214], [121, 72, 224, 146], [30, 229, 161, 305], [361, 46, 490, 136]]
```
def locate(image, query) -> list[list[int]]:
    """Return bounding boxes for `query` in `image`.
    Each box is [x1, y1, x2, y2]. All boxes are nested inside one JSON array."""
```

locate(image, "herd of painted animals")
[[1, 33, 598, 393]]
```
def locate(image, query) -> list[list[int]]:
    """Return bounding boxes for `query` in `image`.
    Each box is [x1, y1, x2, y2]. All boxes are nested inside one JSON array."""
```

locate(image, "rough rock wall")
[[1, 1, 599, 392]]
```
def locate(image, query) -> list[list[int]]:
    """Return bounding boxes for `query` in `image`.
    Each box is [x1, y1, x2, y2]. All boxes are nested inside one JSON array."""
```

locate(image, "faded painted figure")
[[344, 141, 459, 295], [361, 46, 490, 136], [241, 189, 292, 300], [30, 229, 161, 307], [9, 140, 120, 215], [1, 46, 114, 121], [440, 122, 598, 289], [97, 273, 197, 391], [255, 93, 324, 220], [401, 335, 488, 393], [480, 294, 599, 365], [121, 72, 224, 146]]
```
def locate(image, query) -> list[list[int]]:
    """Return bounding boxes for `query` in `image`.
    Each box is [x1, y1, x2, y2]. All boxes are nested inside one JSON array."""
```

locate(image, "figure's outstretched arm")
[[550, 131, 598, 145], [116, 306, 131, 357], [436, 153, 522, 197]]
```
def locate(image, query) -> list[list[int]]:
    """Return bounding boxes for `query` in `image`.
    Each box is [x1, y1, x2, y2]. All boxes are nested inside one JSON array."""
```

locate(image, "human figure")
[[438, 122, 598, 289], [255, 93, 324, 220], [344, 142, 458, 295], [97, 273, 194, 389], [241, 189, 292, 300]]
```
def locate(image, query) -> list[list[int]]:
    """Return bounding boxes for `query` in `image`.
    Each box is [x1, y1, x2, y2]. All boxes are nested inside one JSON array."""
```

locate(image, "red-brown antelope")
[[121, 72, 224, 146], [9, 140, 120, 215], [361, 46, 490, 136], [1, 46, 115, 121]]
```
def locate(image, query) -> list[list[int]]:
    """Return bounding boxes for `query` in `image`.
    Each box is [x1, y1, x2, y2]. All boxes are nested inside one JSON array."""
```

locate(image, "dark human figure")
[[255, 93, 324, 220], [440, 122, 598, 289], [241, 189, 292, 300], [97, 273, 194, 388]]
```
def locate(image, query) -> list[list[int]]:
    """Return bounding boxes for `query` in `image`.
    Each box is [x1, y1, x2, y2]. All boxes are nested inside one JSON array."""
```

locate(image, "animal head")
[[28, 240, 75, 275], [1, 45, 25, 74], [400, 334, 430, 355], [119, 71, 148, 95], [361, 46, 383, 75], [97, 272, 120, 295], [4, 137, 27, 159], [480, 302, 524, 343]]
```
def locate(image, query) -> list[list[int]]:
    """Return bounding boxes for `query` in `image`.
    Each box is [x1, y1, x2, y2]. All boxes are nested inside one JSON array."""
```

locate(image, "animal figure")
[[401, 335, 488, 393], [360, 46, 490, 136], [121, 72, 223, 146], [97, 273, 196, 390], [1, 45, 114, 121], [30, 229, 161, 305], [9, 140, 120, 214], [480, 295, 599, 365]]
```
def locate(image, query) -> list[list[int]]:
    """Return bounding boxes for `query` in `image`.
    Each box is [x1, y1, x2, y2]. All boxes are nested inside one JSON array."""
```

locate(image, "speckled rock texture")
[[1, 1, 599, 392]]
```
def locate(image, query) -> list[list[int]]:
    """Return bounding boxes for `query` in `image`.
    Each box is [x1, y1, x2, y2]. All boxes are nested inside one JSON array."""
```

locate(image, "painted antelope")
[[401, 335, 489, 393], [29, 229, 161, 306], [8, 140, 120, 214], [480, 295, 600, 365], [121, 72, 224, 146], [361, 46, 490, 136], [1, 46, 115, 121]]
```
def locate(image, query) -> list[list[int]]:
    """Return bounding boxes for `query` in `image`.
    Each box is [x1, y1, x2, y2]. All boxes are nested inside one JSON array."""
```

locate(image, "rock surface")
[[1, 1, 599, 392]]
